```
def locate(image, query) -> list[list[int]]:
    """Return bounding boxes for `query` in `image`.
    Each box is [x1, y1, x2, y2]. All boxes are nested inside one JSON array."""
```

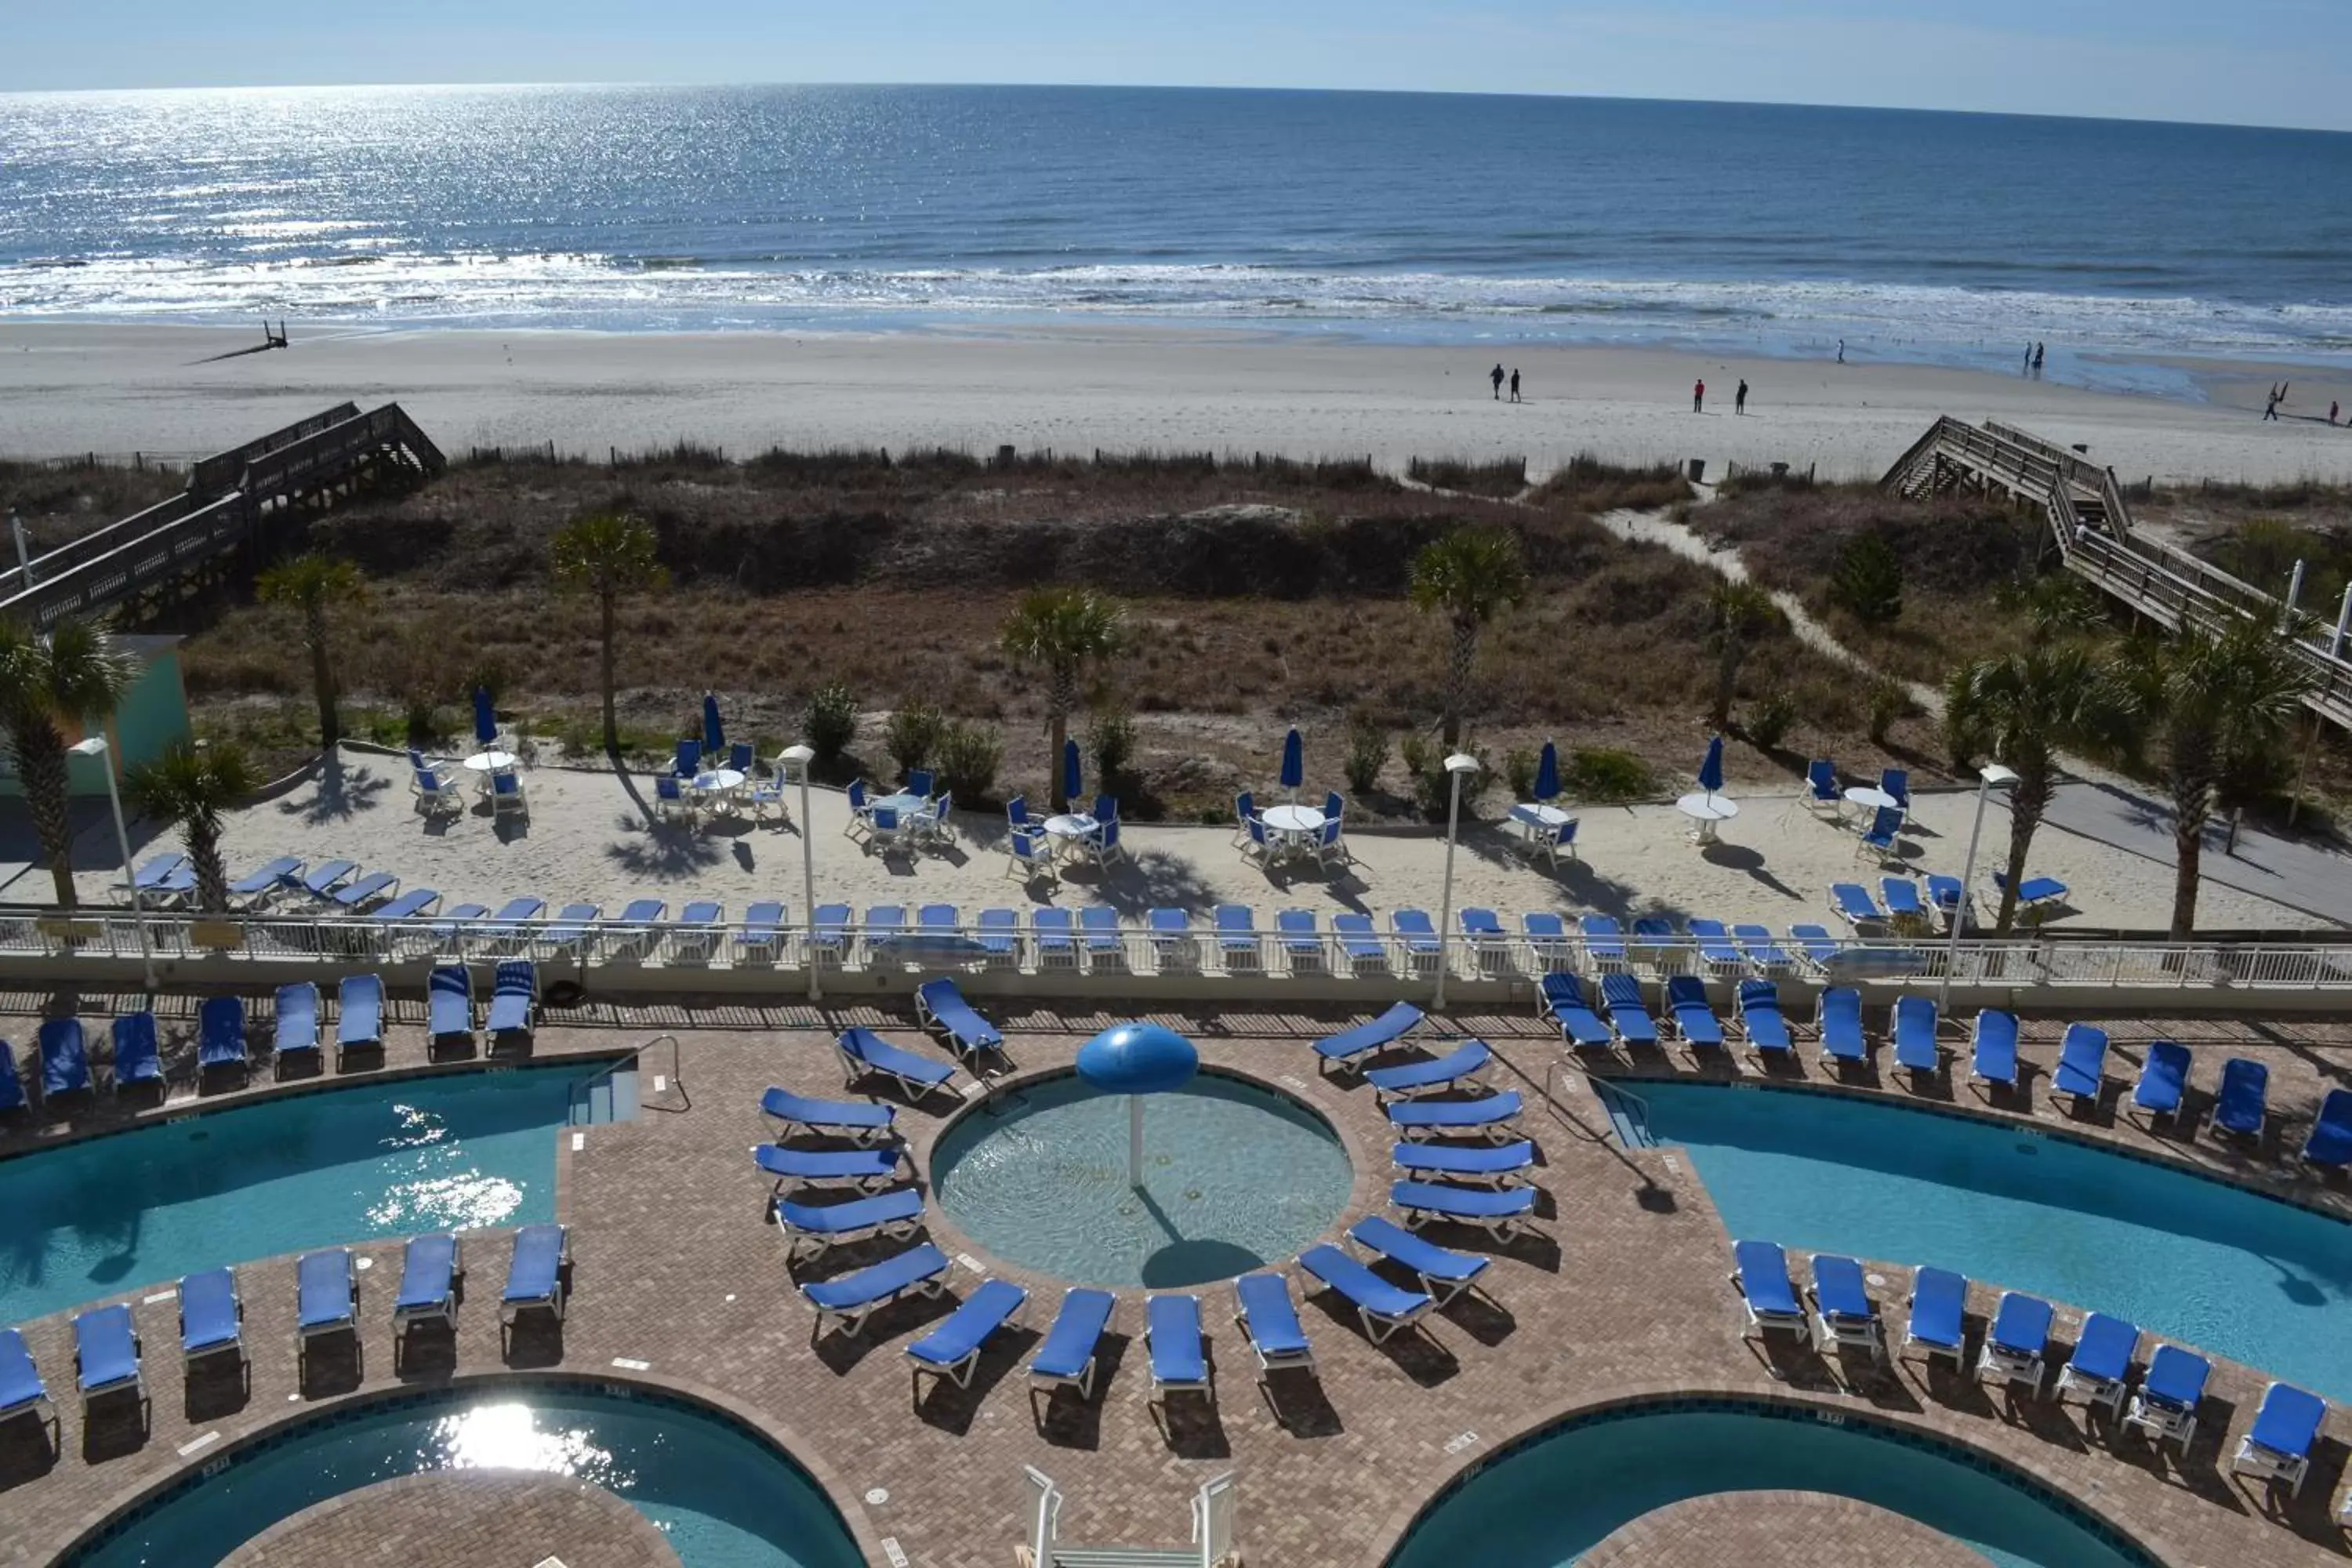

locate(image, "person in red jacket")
[[1693, 379, 1705, 413]]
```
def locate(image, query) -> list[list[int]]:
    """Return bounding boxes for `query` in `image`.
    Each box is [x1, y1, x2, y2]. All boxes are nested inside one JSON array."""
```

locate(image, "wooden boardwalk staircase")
[[1882, 416, 2352, 729], [0, 401, 445, 629]]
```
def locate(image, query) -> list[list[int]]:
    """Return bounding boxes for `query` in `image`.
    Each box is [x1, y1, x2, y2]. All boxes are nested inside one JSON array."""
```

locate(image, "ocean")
[[2, 83, 2348, 385]]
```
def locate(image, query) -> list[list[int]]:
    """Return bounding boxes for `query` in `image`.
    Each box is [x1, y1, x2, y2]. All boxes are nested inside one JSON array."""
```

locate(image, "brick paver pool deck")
[[2, 992, 2350, 1566]]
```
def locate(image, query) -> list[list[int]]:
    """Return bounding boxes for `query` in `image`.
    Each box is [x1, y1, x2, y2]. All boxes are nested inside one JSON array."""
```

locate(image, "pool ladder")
[[1023, 1467, 1236, 1568], [634, 1032, 688, 1113]]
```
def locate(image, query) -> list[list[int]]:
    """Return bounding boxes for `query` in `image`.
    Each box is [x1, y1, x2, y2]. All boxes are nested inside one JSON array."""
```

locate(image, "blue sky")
[[6, 0, 2349, 132]]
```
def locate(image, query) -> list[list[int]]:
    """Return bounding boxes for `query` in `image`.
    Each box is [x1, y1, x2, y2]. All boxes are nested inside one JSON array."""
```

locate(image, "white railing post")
[[1024, 1465, 1060, 1563], [1195, 1472, 1238, 1567]]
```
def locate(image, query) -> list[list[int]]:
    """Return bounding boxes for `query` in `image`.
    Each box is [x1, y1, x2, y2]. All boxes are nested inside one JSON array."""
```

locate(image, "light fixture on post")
[[1431, 751, 1480, 1010], [70, 734, 156, 994], [780, 743, 820, 1002], [1940, 761, 2019, 1013]]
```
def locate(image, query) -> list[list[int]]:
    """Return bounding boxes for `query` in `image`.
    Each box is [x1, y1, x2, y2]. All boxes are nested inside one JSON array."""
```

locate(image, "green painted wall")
[[0, 637, 192, 798]]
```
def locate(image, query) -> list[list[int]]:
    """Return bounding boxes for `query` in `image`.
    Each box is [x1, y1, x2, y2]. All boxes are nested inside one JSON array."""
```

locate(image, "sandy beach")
[[4, 321, 2350, 485]]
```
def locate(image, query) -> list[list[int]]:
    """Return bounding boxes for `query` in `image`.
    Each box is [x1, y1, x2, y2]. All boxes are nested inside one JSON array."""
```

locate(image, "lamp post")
[[781, 744, 819, 1002], [71, 735, 155, 994], [1431, 751, 1480, 1011], [1940, 761, 2019, 1013]]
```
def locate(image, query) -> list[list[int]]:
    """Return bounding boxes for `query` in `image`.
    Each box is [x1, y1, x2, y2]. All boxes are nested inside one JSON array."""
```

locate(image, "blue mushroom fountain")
[[1076, 1022, 1200, 1189]]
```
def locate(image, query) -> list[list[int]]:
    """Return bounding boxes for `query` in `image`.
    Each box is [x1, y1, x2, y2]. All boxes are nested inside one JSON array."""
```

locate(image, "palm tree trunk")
[[1047, 666, 1078, 811], [1443, 617, 1479, 748], [597, 591, 619, 753], [1994, 776, 2049, 934], [1711, 642, 1740, 731], [187, 817, 230, 914], [15, 726, 78, 907], [2169, 739, 2215, 942], [307, 605, 339, 747]]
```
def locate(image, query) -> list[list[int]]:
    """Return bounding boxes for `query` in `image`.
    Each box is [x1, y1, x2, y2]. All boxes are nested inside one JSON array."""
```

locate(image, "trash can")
[[1686, 459, 1707, 483]]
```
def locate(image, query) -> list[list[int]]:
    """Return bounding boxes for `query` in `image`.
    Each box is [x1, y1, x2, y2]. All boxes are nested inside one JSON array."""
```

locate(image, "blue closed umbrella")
[[1533, 741, 1560, 802], [1279, 727, 1304, 797], [1697, 734, 1725, 800], [471, 687, 497, 748], [1062, 736, 1083, 807], [702, 693, 724, 757]]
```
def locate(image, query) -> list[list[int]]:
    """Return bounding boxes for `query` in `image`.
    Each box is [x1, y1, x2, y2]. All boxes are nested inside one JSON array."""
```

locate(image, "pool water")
[[1388, 1405, 2149, 1566], [1634, 1082, 2352, 1401], [931, 1072, 1352, 1287], [0, 1065, 589, 1326], [67, 1385, 863, 1568]]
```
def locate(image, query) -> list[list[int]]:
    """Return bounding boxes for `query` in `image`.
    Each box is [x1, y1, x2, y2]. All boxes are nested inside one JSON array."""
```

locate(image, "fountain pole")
[[1129, 1097, 1145, 1189]]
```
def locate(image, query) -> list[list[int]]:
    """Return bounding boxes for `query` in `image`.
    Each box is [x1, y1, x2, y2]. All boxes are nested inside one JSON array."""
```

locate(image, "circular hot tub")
[[930, 1070, 1352, 1287]]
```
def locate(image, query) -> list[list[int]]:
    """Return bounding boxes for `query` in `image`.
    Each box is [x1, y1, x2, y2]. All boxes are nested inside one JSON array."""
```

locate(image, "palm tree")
[[2109, 619, 2310, 939], [1000, 588, 1125, 811], [1706, 579, 1782, 731], [1944, 640, 2108, 932], [1408, 527, 1529, 748], [125, 742, 256, 914], [0, 618, 139, 907], [549, 513, 668, 753], [256, 552, 365, 747]]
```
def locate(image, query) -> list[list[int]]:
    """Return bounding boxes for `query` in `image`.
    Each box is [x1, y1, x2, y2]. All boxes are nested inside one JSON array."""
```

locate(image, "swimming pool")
[[65, 1382, 864, 1568], [931, 1071, 1353, 1286], [1387, 1403, 2151, 1568], [0, 1065, 595, 1327], [1630, 1080, 2352, 1401]]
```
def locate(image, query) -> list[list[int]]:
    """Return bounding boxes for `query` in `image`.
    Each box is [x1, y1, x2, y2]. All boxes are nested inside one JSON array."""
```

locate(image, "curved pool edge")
[[1362, 1379, 2182, 1568], [913, 1054, 1388, 1289], [44, 1367, 891, 1568]]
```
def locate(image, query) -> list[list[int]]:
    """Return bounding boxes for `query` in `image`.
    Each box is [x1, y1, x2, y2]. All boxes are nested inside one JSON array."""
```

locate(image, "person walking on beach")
[[2033, 342, 2045, 372], [1836, 339, 1845, 364], [2263, 383, 2282, 421], [1693, 379, 1705, 413], [2024, 345, 2033, 373], [1508, 368, 1522, 403], [2331, 401, 2340, 426], [1734, 379, 1748, 415], [1490, 364, 1504, 400]]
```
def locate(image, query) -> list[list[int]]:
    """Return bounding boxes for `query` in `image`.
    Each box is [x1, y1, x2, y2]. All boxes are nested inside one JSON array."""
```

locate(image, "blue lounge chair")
[[1278, 909, 1324, 971], [1663, 975, 1724, 1050], [1809, 1254, 1885, 1363], [295, 1247, 357, 1379], [735, 900, 787, 960], [1857, 806, 1903, 862], [0, 1327, 53, 1442], [1386, 1090, 1523, 1143], [228, 855, 303, 906], [1032, 907, 1077, 967], [336, 974, 383, 1067], [1890, 995, 1939, 1075], [1924, 874, 1968, 931], [2056, 1312, 2138, 1414], [482, 897, 546, 944], [670, 899, 724, 962], [1538, 974, 1611, 1048], [1520, 912, 1570, 971], [2303, 1088, 2352, 1169], [0, 1040, 22, 1116], [1296, 1243, 1432, 1343], [1817, 988, 1866, 1065], [1600, 972, 1658, 1046], [499, 1224, 571, 1344], [127, 852, 188, 895], [273, 982, 320, 1073], [775, 1189, 926, 1262], [330, 869, 400, 911], [836, 1026, 954, 1100], [178, 1267, 243, 1369], [1217, 905, 1264, 971], [1994, 872, 2071, 916], [2123, 1344, 2211, 1450], [72, 1304, 144, 1416], [1970, 1010, 2020, 1089], [1391, 1178, 1537, 1240], [975, 908, 1020, 966], [394, 1233, 463, 1334], [608, 897, 668, 958], [1363, 1040, 1490, 1102], [1733, 924, 1794, 974], [1788, 923, 1839, 971], [1974, 1291, 2054, 1392], [1580, 914, 1628, 967], [488, 960, 537, 1042], [1629, 917, 1678, 970], [800, 1241, 946, 1335], [298, 858, 358, 901], [1880, 878, 1926, 924], [1078, 906, 1125, 967], [1346, 1215, 1490, 1306], [198, 996, 249, 1078], [538, 902, 601, 955], [1390, 909, 1440, 972], [756, 1142, 906, 1193], [1737, 979, 1792, 1057], [1312, 1001, 1426, 1070], [1145, 1294, 1212, 1407], [2131, 1040, 2190, 1120], [2233, 1381, 2327, 1494], [916, 977, 1004, 1065], [430, 903, 491, 947], [428, 965, 474, 1051], [1457, 907, 1507, 973], [1147, 908, 1196, 971], [38, 1018, 90, 1097], [1730, 1239, 1812, 1350], [1333, 913, 1387, 974], [1829, 882, 1884, 927], [907, 1279, 1029, 1394], [1232, 1273, 1316, 1391], [1806, 758, 1842, 813], [375, 887, 441, 922], [1029, 1288, 1117, 1407], [111, 1013, 162, 1090], [1390, 1138, 1534, 1187], [2213, 1058, 2267, 1138], [1902, 1266, 1969, 1367], [760, 1086, 897, 1143], [1689, 919, 1744, 973], [2051, 1023, 2108, 1109]]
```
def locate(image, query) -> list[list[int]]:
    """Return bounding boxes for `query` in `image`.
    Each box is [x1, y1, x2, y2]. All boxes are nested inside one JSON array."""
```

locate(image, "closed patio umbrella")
[[472, 687, 498, 749], [1279, 727, 1304, 800], [702, 693, 724, 758], [1697, 734, 1725, 803], [1062, 737, 1083, 810], [1533, 741, 1560, 802]]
